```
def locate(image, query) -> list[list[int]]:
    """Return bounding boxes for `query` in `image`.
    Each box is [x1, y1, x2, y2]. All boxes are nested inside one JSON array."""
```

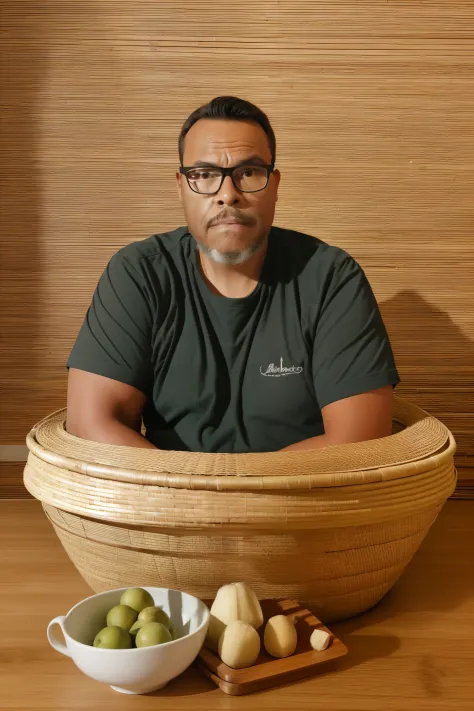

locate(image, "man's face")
[[177, 119, 280, 262]]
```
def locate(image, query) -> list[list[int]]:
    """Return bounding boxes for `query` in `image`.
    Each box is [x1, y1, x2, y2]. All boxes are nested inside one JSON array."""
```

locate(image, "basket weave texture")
[[24, 396, 456, 622]]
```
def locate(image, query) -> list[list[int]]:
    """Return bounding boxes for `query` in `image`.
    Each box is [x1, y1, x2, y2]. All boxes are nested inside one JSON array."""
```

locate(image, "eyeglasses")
[[179, 163, 275, 195]]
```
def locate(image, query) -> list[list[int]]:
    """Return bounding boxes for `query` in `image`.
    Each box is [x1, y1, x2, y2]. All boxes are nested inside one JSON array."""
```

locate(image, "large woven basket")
[[24, 396, 456, 622]]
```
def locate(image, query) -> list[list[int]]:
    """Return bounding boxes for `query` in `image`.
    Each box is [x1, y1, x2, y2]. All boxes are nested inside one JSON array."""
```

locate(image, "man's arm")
[[285, 250, 399, 453], [280, 385, 393, 452], [65, 246, 157, 448], [66, 368, 157, 449]]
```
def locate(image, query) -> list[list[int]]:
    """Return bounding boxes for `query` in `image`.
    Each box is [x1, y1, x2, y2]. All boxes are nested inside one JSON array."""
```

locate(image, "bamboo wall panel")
[[1, 1, 473, 494]]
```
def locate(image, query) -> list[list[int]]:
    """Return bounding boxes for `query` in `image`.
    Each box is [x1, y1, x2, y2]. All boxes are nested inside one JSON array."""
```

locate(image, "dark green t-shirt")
[[67, 226, 400, 452]]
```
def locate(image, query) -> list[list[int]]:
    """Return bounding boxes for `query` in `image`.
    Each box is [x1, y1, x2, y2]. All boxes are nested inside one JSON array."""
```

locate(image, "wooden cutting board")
[[196, 598, 348, 695]]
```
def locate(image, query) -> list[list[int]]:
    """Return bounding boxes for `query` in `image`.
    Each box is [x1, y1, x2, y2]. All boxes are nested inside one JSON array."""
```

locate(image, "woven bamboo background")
[[1, 1, 473, 496]]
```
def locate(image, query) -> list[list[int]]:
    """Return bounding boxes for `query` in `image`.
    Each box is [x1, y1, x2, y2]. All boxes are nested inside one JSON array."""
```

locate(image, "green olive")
[[119, 588, 154, 613], [135, 622, 172, 648], [138, 606, 171, 628], [106, 604, 138, 631], [129, 607, 172, 637], [169, 622, 179, 640], [93, 626, 132, 649]]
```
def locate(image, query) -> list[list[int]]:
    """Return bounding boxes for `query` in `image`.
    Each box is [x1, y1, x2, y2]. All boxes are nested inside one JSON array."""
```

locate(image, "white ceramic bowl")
[[47, 586, 209, 694]]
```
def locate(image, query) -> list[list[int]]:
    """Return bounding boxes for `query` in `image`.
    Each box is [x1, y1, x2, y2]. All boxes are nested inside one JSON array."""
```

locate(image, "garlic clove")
[[309, 628, 331, 651]]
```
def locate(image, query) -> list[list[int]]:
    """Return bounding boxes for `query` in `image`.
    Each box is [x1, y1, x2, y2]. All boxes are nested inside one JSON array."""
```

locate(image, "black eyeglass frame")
[[179, 163, 275, 195]]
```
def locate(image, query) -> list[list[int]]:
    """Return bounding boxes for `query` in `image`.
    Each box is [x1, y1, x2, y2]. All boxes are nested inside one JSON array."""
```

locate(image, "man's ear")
[[273, 168, 281, 202], [176, 172, 183, 202]]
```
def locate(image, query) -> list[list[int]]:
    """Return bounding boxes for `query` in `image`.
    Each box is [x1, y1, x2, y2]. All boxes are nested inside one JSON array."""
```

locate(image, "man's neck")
[[197, 236, 269, 299]]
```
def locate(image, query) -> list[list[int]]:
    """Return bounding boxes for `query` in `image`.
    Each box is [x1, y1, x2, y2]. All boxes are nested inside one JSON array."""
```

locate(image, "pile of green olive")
[[92, 588, 177, 649]]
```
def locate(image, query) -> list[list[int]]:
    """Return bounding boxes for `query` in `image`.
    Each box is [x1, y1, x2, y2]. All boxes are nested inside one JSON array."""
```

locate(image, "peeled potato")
[[264, 615, 297, 658], [218, 620, 260, 669]]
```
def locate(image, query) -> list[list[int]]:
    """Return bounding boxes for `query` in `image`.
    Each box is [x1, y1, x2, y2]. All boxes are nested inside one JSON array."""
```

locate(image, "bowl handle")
[[47, 616, 70, 657]]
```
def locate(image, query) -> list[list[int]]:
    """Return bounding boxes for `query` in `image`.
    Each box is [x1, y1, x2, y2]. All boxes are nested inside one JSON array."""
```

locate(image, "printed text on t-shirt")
[[260, 358, 304, 377]]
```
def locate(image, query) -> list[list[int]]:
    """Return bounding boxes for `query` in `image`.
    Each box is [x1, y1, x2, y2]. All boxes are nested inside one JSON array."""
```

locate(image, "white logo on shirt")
[[260, 357, 303, 377]]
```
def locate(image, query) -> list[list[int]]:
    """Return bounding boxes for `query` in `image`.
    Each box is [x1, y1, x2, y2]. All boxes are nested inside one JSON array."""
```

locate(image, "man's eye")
[[189, 169, 219, 181]]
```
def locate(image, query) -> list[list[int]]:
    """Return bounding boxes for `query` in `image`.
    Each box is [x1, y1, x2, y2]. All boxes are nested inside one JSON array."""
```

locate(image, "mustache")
[[208, 210, 255, 228]]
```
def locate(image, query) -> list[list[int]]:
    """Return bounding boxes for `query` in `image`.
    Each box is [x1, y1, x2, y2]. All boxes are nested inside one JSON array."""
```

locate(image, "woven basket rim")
[[25, 396, 456, 492]]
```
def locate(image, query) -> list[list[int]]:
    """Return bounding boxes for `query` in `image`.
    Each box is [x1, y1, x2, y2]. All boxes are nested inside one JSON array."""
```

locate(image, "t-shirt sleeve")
[[66, 250, 154, 394], [312, 253, 400, 409]]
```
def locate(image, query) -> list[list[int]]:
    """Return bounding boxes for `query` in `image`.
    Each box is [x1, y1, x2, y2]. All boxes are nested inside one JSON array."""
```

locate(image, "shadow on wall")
[[0, 2, 42, 443], [380, 289, 474, 467]]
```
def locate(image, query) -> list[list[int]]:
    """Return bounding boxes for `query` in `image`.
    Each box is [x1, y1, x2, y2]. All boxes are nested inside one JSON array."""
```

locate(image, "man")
[[66, 96, 400, 453]]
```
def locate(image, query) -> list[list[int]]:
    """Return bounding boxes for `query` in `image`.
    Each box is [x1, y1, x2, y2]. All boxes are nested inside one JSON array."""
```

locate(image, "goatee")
[[196, 235, 266, 266]]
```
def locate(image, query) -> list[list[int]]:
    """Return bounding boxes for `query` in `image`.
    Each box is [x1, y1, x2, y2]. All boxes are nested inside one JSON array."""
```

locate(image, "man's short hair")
[[178, 96, 276, 166]]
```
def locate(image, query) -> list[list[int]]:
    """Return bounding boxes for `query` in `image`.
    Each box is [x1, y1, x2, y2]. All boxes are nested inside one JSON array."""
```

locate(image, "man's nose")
[[215, 175, 240, 205]]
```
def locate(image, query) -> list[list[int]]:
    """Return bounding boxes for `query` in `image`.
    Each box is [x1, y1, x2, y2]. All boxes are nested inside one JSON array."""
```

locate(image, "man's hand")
[[280, 385, 393, 452]]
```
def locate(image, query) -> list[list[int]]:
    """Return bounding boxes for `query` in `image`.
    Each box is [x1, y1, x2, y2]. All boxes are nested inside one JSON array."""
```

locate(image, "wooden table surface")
[[1, 500, 473, 710]]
